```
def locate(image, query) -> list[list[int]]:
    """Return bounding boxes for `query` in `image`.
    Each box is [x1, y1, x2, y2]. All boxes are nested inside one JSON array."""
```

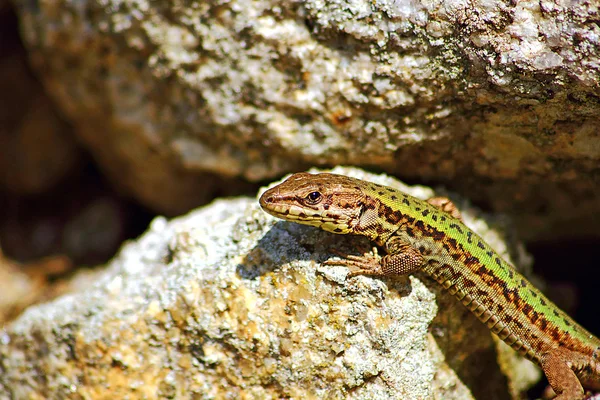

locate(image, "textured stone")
[[10, 0, 600, 234], [0, 168, 538, 399]]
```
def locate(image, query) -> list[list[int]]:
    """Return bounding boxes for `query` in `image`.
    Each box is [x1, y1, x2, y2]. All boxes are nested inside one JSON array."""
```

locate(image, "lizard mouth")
[[259, 191, 351, 230], [260, 198, 335, 223]]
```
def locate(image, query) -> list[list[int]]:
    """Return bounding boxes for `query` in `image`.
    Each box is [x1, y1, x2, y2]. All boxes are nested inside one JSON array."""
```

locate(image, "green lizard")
[[259, 172, 600, 400]]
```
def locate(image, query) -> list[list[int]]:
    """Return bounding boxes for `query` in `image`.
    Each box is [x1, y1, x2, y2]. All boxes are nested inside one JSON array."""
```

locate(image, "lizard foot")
[[323, 247, 384, 277]]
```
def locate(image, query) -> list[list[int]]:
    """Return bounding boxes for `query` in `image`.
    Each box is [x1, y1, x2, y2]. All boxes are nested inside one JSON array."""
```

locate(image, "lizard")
[[259, 172, 600, 400]]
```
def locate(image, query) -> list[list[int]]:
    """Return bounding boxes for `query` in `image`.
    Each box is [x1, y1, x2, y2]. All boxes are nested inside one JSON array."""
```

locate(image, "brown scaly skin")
[[259, 172, 600, 400]]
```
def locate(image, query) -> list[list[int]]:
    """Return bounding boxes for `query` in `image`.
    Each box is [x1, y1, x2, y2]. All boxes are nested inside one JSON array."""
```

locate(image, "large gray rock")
[[0, 168, 538, 399], [11, 0, 600, 235]]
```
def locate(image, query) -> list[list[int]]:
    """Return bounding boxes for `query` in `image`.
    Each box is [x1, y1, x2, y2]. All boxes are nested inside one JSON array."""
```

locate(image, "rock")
[[0, 168, 538, 399], [10, 0, 600, 235]]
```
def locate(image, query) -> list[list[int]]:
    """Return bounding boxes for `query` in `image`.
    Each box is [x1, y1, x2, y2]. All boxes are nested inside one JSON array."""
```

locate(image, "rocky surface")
[[9, 0, 600, 235], [0, 168, 538, 399]]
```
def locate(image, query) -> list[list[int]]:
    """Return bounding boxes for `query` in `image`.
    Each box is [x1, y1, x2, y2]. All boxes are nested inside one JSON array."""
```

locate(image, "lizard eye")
[[305, 191, 322, 204]]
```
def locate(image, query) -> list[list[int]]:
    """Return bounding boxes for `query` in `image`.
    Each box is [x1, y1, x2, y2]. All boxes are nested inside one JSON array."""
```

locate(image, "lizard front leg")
[[323, 236, 425, 278]]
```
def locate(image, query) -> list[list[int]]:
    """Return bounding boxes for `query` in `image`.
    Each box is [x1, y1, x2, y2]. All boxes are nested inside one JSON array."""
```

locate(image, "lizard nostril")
[[260, 194, 274, 205]]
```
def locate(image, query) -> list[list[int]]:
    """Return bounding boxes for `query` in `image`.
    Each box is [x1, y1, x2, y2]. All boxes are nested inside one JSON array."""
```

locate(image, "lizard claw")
[[323, 247, 383, 277]]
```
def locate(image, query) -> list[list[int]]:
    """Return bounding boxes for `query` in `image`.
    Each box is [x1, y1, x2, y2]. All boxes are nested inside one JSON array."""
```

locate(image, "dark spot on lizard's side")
[[520, 279, 527, 287], [441, 216, 446, 222], [529, 310, 540, 324], [512, 319, 525, 330], [539, 318, 548, 331], [416, 207, 421, 211], [477, 241, 485, 250], [386, 210, 403, 224], [363, 202, 377, 210], [333, 228, 343, 233], [533, 338, 544, 353], [495, 258, 503, 268], [431, 229, 445, 241], [476, 264, 489, 276], [402, 198, 410, 206], [507, 269, 514, 279], [486, 251, 493, 257], [447, 237, 458, 249], [539, 298, 546, 306], [391, 195, 397, 200], [451, 253, 461, 261], [553, 310, 560, 317], [448, 267, 462, 282], [378, 191, 385, 196], [502, 287, 519, 304], [466, 231, 473, 243], [431, 214, 437, 221], [378, 202, 394, 217], [449, 223, 463, 234], [421, 209, 430, 217], [563, 319, 571, 327], [529, 289, 537, 298], [464, 256, 479, 266], [522, 303, 534, 317], [387, 187, 395, 193]]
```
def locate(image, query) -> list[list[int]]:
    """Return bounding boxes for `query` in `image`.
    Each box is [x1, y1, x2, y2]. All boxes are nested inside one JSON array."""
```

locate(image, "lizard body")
[[259, 172, 600, 400]]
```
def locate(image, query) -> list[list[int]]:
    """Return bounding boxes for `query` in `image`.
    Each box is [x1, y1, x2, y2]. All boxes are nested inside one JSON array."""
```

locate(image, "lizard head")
[[259, 172, 368, 235]]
